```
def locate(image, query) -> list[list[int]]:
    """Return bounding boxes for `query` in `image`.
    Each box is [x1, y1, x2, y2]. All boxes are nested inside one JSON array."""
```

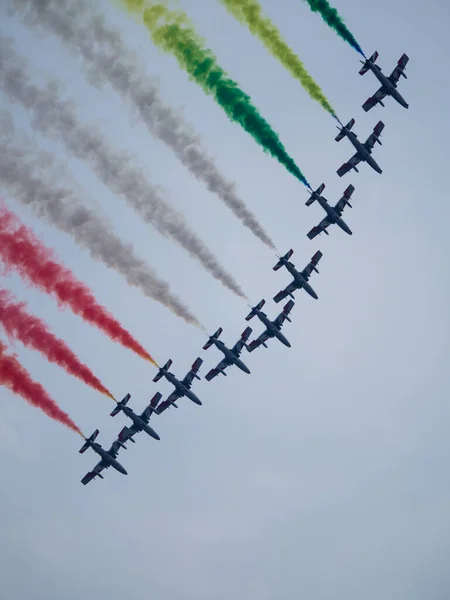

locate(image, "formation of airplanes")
[[80, 50, 410, 484]]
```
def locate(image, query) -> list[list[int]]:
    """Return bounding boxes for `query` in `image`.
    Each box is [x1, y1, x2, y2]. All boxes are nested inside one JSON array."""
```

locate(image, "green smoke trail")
[[220, 0, 335, 116], [119, 1, 309, 186], [303, 0, 365, 56]]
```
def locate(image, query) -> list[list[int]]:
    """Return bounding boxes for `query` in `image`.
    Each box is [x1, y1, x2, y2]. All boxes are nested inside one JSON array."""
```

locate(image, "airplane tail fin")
[[79, 429, 99, 453], [152, 359, 172, 382], [110, 393, 131, 417], [305, 183, 325, 206], [245, 299, 265, 320], [202, 327, 223, 350], [359, 51, 378, 74], [273, 249, 294, 271]]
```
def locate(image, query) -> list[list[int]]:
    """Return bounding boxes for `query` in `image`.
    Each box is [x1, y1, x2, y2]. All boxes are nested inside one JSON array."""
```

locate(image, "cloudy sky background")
[[1, 0, 450, 598]]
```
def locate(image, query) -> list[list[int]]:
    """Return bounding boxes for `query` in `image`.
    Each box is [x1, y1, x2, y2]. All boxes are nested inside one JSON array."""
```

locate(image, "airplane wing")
[[362, 87, 388, 112], [117, 424, 139, 444], [301, 250, 323, 280], [307, 216, 332, 240], [247, 330, 271, 352], [273, 300, 295, 330], [81, 460, 107, 485], [364, 121, 385, 151], [333, 184, 355, 216], [140, 392, 162, 423], [337, 153, 361, 177], [156, 389, 182, 414], [231, 327, 252, 357], [389, 53, 409, 85], [108, 439, 122, 459], [273, 280, 298, 303], [181, 358, 203, 388], [205, 358, 229, 381]]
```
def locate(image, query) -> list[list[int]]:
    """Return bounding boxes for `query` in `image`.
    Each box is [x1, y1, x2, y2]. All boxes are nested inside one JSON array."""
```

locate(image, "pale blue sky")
[[1, 1, 449, 598]]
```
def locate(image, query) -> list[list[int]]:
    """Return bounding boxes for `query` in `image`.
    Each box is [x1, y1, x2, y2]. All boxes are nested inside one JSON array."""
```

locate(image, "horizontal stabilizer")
[[110, 393, 131, 417], [153, 359, 172, 382], [203, 327, 223, 350], [79, 429, 99, 453], [305, 183, 325, 206], [359, 51, 378, 74], [273, 249, 294, 271], [246, 299, 265, 320]]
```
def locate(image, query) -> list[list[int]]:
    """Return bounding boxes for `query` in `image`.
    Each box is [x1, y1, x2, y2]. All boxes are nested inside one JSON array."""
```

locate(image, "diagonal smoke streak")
[[0, 37, 246, 299], [0, 111, 200, 327], [9, 0, 274, 249]]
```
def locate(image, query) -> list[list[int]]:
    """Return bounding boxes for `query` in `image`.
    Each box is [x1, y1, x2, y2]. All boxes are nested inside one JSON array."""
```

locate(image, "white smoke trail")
[[0, 111, 201, 326], [9, 0, 275, 249], [0, 37, 246, 299]]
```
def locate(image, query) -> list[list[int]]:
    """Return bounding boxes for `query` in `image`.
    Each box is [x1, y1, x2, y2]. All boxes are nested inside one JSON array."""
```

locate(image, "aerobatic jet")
[[154, 358, 203, 414], [111, 392, 161, 445], [335, 118, 384, 177], [359, 51, 409, 112], [306, 183, 355, 239], [245, 299, 294, 351], [203, 326, 252, 381], [273, 249, 323, 303], [79, 429, 127, 485]]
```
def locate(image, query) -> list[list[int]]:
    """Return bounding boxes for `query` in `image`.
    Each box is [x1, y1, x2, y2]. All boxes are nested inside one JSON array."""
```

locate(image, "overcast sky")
[[1, 1, 450, 598]]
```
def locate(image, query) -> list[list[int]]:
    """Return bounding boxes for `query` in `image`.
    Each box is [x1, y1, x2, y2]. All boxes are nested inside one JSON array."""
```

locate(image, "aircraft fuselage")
[[255, 311, 291, 348], [213, 339, 251, 375], [315, 196, 352, 236], [345, 131, 382, 175], [163, 371, 202, 405], [122, 405, 160, 441], [90, 442, 127, 475], [284, 261, 318, 300], [369, 64, 409, 108]]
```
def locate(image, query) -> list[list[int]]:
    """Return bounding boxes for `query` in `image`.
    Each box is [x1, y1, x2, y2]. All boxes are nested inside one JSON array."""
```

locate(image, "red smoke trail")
[[0, 202, 156, 365], [0, 288, 115, 399], [0, 341, 83, 435]]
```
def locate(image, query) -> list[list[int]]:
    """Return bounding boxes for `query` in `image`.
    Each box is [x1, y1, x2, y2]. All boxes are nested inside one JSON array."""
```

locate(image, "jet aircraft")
[[203, 327, 252, 381], [273, 249, 323, 303], [335, 118, 385, 177], [111, 392, 161, 445], [154, 358, 203, 414], [245, 299, 294, 351], [306, 183, 355, 239], [360, 51, 409, 112], [80, 429, 127, 485]]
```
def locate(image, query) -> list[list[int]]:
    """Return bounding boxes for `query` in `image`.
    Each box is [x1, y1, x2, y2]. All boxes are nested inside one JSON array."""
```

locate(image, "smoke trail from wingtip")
[[302, 0, 365, 56], [220, 0, 336, 116], [0, 341, 82, 434], [0, 289, 113, 398], [0, 201, 158, 362], [0, 37, 245, 299], [9, 0, 274, 249], [0, 118, 199, 328], [117, 1, 310, 187]]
